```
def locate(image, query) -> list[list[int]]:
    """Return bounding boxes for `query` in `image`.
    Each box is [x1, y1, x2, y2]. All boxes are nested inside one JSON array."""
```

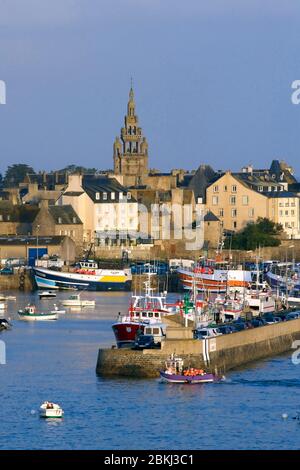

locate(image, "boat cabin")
[[129, 309, 162, 323]]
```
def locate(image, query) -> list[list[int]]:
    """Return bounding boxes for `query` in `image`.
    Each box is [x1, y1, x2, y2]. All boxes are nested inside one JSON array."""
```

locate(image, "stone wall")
[[96, 318, 300, 378]]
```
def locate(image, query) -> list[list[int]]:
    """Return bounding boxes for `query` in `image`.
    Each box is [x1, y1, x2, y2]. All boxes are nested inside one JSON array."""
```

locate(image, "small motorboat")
[[39, 401, 64, 418], [0, 318, 11, 331], [61, 293, 95, 307], [159, 354, 218, 384], [39, 291, 57, 299], [50, 304, 66, 315], [18, 305, 58, 321]]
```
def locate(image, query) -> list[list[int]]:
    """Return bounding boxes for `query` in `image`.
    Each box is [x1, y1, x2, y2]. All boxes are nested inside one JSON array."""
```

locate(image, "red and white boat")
[[177, 259, 253, 293], [112, 276, 176, 349]]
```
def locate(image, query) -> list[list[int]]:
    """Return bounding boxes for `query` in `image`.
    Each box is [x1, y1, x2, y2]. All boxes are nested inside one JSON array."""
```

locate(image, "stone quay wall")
[[96, 318, 300, 378]]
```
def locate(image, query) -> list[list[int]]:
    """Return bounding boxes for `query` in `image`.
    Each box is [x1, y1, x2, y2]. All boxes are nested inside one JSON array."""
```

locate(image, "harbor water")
[[1, 291, 300, 450]]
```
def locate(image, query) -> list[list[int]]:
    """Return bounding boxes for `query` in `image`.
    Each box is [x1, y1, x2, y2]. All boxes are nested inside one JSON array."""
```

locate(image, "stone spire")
[[113, 86, 149, 185]]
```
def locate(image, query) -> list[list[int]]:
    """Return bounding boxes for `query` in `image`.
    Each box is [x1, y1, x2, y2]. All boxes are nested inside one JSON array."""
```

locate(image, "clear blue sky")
[[0, 0, 300, 176]]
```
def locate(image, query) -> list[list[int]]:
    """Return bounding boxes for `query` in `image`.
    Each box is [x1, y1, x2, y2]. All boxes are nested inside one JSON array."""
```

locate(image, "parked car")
[[0, 267, 14, 275], [286, 312, 300, 321], [217, 325, 234, 335], [133, 334, 160, 350], [232, 321, 248, 331], [263, 314, 276, 324], [193, 328, 222, 339]]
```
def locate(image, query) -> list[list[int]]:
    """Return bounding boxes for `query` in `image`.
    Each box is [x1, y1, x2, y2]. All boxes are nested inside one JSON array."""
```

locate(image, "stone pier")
[[96, 318, 300, 378]]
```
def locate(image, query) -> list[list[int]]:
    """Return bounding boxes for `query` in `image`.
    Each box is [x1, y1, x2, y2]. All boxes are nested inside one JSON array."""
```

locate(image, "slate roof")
[[188, 165, 219, 201], [0, 201, 39, 223], [48, 205, 82, 225], [82, 176, 136, 203], [204, 211, 220, 222]]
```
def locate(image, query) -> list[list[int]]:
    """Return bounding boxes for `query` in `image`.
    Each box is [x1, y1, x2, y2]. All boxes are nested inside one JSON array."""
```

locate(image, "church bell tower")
[[113, 86, 149, 186]]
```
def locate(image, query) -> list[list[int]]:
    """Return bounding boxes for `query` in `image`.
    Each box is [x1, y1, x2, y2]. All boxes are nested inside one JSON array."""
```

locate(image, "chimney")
[[39, 199, 49, 210]]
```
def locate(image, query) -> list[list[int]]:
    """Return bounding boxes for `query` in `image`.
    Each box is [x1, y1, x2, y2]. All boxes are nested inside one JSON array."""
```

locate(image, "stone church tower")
[[113, 87, 149, 186]]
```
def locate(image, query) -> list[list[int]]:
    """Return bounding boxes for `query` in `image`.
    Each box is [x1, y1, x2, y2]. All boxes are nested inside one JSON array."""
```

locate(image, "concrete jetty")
[[96, 318, 300, 378]]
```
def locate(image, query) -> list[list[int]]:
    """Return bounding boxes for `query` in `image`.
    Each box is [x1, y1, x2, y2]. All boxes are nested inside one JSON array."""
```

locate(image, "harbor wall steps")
[[96, 319, 300, 378]]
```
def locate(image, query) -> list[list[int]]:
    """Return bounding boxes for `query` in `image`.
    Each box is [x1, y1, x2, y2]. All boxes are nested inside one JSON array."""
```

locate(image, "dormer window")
[[258, 186, 264, 192], [0, 215, 2, 221], [58, 217, 62, 224], [72, 217, 77, 224], [103, 192, 107, 201], [119, 192, 124, 200], [111, 192, 115, 200], [7, 215, 10, 221], [96, 192, 100, 200], [127, 192, 131, 200]]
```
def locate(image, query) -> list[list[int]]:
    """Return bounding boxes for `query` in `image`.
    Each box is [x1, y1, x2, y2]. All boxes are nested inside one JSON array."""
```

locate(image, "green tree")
[[58, 165, 97, 174], [225, 218, 282, 251], [3, 164, 35, 187]]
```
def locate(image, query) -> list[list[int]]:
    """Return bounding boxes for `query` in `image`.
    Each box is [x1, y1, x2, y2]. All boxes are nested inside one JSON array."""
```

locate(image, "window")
[[119, 192, 124, 200], [231, 209, 237, 218], [268, 186, 272, 192], [279, 210, 283, 217], [291, 210, 295, 216], [111, 192, 115, 200], [231, 185, 237, 193], [96, 192, 100, 200], [219, 209, 224, 217], [224, 185, 228, 192], [233, 221, 237, 229], [285, 202, 289, 207], [242, 196, 249, 205], [249, 208, 255, 218], [7, 215, 10, 221], [213, 185, 219, 193], [58, 217, 62, 224], [127, 192, 131, 200], [73, 217, 77, 224], [230, 196, 236, 205], [258, 186, 264, 192], [212, 196, 218, 205], [0, 215, 2, 221], [285, 210, 289, 216], [103, 192, 107, 200]]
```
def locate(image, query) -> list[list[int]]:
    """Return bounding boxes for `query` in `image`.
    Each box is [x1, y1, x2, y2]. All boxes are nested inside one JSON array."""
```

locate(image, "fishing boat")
[[39, 402, 64, 418], [39, 291, 57, 299], [18, 305, 58, 321], [281, 289, 300, 308], [112, 274, 175, 348], [61, 293, 95, 307], [33, 260, 132, 291], [159, 354, 218, 384], [177, 259, 253, 293]]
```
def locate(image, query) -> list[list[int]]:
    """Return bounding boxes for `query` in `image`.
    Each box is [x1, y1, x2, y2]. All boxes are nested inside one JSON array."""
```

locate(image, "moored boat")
[[177, 261, 253, 293], [61, 293, 95, 307], [18, 305, 58, 321], [112, 275, 174, 348], [33, 264, 132, 292], [39, 291, 57, 299]]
